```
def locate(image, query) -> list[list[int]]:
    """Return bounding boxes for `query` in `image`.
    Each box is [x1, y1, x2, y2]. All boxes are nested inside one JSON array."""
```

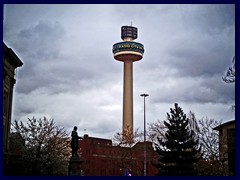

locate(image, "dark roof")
[[3, 42, 23, 68], [213, 120, 235, 131]]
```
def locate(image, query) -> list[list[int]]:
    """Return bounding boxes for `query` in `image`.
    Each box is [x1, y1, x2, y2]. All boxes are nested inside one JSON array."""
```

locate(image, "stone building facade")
[[3, 42, 23, 153], [214, 120, 235, 175]]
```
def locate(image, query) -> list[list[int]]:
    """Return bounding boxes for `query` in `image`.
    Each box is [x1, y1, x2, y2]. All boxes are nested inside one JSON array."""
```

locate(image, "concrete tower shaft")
[[123, 61, 133, 138]]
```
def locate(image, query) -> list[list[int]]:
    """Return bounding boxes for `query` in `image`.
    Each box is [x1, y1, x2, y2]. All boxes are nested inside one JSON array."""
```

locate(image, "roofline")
[[83, 134, 112, 142], [3, 42, 23, 68], [213, 120, 235, 130]]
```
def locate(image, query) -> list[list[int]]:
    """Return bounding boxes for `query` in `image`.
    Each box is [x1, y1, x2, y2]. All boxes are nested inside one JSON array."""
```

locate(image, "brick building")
[[78, 134, 158, 176], [214, 120, 235, 175]]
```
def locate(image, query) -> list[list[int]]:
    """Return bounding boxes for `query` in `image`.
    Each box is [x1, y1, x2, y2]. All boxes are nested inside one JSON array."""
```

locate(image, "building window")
[[227, 128, 235, 175], [219, 129, 223, 136], [3, 91, 8, 116], [85, 160, 90, 164], [101, 169, 106, 176]]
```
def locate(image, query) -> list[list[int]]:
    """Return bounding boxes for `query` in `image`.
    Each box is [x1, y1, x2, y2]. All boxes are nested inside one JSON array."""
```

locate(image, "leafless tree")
[[147, 120, 166, 150], [222, 56, 235, 110], [112, 126, 145, 176], [11, 117, 71, 175], [194, 118, 229, 175], [223, 56, 235, 84], [113, 126, 142, 148], [197, 118, 221, 160]]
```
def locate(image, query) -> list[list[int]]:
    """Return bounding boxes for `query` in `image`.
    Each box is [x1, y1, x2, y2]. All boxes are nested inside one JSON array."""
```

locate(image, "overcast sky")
[[3, 4, 235, 139]]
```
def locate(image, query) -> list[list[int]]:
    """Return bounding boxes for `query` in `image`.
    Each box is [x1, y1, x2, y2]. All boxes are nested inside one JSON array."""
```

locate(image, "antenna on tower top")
[[130, 21, 133, 26]]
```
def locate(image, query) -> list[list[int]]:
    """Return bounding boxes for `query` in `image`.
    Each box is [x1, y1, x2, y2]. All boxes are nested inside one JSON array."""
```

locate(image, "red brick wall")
[[79, 135, 158, 176]]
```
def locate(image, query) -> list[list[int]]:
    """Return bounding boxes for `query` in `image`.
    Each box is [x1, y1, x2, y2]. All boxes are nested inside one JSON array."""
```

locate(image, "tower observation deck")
[[112, 25, 144, 142]]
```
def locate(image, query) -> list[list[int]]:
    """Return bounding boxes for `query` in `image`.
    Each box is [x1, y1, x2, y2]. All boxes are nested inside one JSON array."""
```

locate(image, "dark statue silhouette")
[[71, 126, 82, 157]]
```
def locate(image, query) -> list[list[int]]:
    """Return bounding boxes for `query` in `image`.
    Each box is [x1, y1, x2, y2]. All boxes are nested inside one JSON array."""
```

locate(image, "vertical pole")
[[143, 96, 146, 176], [141, 93, 148, 176]]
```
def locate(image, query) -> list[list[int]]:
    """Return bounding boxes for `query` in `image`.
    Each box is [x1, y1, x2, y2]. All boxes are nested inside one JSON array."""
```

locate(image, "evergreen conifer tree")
[[154, 103, 201, 176]]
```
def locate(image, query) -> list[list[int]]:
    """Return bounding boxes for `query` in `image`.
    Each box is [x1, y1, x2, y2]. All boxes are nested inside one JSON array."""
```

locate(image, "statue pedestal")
[[68, 156, 83, 176]]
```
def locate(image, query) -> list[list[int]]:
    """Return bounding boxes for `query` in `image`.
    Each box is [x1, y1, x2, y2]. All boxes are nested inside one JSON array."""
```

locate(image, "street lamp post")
[[140, 93, 149, 176]]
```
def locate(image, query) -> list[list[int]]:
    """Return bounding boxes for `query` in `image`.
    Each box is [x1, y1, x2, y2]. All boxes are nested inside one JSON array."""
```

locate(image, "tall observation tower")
[[112, 25, 144, 141]]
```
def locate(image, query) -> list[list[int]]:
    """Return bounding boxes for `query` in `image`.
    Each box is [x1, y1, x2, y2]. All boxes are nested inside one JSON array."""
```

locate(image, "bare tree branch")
[[223, 56, 235, 83]]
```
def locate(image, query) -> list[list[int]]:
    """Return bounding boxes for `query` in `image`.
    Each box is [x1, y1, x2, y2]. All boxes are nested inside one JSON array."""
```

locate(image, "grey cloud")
[[180, 4, 235, 34], [11, 19, 119, 94], [5, 20, 65, 56], [5, 4, 234, 139], [149, 74, 234, 105], [168, 47, 234, 77], [87, 119, 119, 134], [163, 24, 235, 78]]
